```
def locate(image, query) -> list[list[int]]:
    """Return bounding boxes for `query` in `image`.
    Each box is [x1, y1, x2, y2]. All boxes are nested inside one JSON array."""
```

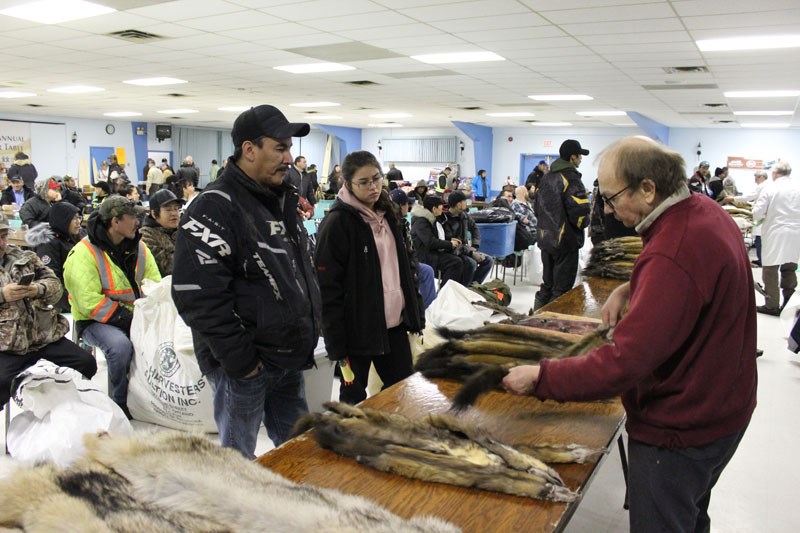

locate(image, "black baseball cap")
[[231, 105, 310, 148], [559, 139, 590, 160], [149, 189, 184, 213], [389, 188, 408, 205]]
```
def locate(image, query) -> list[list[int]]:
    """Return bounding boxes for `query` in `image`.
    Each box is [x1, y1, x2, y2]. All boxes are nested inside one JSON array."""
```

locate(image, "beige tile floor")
[[2, 260, 798, 532]]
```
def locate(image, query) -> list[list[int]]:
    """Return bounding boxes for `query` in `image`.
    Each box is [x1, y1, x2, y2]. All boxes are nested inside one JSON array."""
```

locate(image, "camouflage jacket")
[[139, 221, 176, 276], [0, 245, 69, 354]]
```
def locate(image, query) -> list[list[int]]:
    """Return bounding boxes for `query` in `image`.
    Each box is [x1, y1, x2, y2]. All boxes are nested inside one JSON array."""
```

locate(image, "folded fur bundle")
[[0, 431, 459, 533], [582, 236, 643, 280], [295, 402, 605, 503]]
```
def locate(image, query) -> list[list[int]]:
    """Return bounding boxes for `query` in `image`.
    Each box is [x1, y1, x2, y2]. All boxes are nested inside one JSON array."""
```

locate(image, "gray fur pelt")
[[0, 431, 459, 533]]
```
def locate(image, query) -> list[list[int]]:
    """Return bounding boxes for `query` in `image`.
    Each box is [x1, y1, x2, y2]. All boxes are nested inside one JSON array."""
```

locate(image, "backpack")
[[469, 279, 512, 306]]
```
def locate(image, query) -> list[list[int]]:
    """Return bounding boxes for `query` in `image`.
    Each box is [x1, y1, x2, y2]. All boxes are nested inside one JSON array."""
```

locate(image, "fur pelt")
[[294, 402, 602, 503], [0, 431, 459, 533]]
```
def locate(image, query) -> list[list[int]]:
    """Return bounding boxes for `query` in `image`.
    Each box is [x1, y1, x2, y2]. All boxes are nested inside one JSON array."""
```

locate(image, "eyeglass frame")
[[601, 183, 632, 210], [351, 175, 383, 189]]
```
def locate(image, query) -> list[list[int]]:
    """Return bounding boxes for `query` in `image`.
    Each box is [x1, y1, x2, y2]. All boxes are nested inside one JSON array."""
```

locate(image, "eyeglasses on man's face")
[[352, 175, 383, 189], [601, 184, 631, 210]]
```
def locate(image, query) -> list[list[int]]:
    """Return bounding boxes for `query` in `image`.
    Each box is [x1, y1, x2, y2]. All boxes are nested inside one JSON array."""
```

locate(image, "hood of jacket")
[[223, 159, 293, 217], [33, 177, 53, 200], [410, 202, 435, 224], [24, 222, 55, 247], [549, 157, 580, 174], [336, 184, 387, 228], [12, 159, 31, 166], [48, 201, 79, 236]]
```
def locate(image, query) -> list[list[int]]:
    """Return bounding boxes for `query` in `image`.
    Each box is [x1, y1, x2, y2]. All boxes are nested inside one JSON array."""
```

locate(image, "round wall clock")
[[105, 124, 115, 135]]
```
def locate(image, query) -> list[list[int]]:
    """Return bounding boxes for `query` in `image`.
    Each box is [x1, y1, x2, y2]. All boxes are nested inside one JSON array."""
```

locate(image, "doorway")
[[519, 153, 557, 185]]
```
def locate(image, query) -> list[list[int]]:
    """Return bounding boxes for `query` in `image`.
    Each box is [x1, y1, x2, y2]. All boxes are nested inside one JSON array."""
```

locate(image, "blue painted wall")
[[313, 124, 362, 161], [627, 112, 670, 145], [452, 121, 493, 187]]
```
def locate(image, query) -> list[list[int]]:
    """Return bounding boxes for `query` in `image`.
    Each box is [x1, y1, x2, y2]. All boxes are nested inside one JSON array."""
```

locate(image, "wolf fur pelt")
[[0, 431, 459, 533], [294, 402, 607, 503], [413, 324, 611, 411]]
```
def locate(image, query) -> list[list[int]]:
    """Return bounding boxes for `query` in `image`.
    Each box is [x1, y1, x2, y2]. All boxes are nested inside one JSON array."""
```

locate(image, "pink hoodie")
[[338, 186, 405, 328]]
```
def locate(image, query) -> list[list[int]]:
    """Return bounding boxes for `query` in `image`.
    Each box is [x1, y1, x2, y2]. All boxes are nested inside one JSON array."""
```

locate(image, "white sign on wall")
[[0, 120, 32, 166]]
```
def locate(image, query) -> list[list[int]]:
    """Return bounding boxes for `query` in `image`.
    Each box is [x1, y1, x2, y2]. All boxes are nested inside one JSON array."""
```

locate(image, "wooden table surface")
[[257, 276, 627, 533]]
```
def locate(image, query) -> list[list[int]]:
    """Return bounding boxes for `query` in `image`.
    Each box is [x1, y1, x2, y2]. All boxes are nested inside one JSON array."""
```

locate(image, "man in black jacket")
[[410, 195, 469, 286], [0, 176, 34, 207], [533, 139, 591, 309], [172, 104, 321, 459], [286, 155, 316, 206], [443, 191, 493, 284], [60, 174, 87, 212], [175, 158, 199, 188]]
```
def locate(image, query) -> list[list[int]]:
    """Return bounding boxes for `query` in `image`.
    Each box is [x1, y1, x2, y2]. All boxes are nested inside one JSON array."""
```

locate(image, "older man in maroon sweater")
[[505, 136, 757, 533]]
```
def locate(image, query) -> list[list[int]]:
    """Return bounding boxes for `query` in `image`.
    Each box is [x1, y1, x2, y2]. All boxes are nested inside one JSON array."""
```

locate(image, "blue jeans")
[[207, 364, 309, 459], [417, 262, 436, 309], [81, 322, 133, 404], [465, 254, 494, 284]]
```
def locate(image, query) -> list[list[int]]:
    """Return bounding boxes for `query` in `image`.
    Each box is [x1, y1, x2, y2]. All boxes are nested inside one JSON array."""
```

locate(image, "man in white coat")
[[723, 169, 769, 266], [752, 161, 800, 315]]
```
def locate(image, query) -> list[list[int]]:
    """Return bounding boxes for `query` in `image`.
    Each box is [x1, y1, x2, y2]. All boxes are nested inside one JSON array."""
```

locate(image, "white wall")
[[361, 127, 475, 184], [670, 127, 800, 196], [492, 126, 644, 192]]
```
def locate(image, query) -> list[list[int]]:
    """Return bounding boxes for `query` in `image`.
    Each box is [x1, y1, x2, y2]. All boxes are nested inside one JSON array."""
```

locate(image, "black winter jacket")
[[286, 166, 316, 205], [20, 196, 52, 228], [61, 185, 87, 211], [442, 210, 482, 252], [410, 203, 455, 270], [175, 165, 199, 187], [533, 158, 590, 253], [315, 201, 424, 361], [172, 158, 321, 379], [0, 185, 34, 206]]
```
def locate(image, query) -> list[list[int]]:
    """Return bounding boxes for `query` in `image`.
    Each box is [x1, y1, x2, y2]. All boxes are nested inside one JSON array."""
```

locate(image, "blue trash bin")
[[475, 221, 516, 258]]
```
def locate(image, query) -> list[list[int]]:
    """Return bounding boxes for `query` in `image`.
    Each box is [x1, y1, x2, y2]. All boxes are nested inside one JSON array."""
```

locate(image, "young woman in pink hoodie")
[[315, 151, 424, 404]]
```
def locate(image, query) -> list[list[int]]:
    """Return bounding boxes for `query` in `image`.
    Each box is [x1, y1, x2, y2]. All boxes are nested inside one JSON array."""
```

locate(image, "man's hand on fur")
[[503, 365, 540, 395]]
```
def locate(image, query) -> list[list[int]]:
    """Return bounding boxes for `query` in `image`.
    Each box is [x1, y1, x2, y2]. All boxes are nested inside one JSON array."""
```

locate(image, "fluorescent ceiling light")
[[577, 111, 626, 117], [124, 77, 188, 87], [369, 112, 412, 119], [0, 0, 114, 24], [274, 63, 354, 74], [697, 34, 800, 52], [368, 123, 403, 128], [724, 90, 800, 98], [486, 112, 535, 117], [305, 115, 342, 120], [530, 122, 573, 126], [48, 85, 104, 94], [529, 94, 593, 101], [104, 111, 142, 117], [157, 109, 198, 114], [0, 91, 36, 98], [613, 123, 637, 127], [740, 123, 791, 128], [410, 51, 505, 64], [733, 110, 793, 116], [218, 106, 251, 112], [289, 102, 340, 107]]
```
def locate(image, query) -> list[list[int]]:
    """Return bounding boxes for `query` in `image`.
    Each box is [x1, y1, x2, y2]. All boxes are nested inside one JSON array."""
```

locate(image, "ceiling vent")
[[165, 93, 187, 98], [643, 84, 718, 90], [304, 110, 319, 114], [702, 103, 727, 108], [107, 29, 165, 43], [460, 106, 482, 110], [346, 80, 379, 86], [26, 103, 44, 107], [713, 120, 737, 124], [356, 107, 375, 110], [662, 66, 710, 74]]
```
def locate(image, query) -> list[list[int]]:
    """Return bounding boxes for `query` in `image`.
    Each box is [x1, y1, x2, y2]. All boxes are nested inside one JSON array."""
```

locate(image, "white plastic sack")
[[524, 246, 543, 285], [7, 359, 132, 466], [128, 276, 216, 433], [426, 280, 493, 331]]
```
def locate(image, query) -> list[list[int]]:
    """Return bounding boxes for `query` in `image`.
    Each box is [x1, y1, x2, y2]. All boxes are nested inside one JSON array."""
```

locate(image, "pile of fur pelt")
[[0, 431, 458, 533], [295, 402, 606, 503], [582, 236, 643, 280], [414, 322, 610, 410]]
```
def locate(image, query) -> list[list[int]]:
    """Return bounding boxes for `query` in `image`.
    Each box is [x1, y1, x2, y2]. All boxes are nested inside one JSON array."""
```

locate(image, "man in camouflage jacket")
[[0, 214, 96, 408]]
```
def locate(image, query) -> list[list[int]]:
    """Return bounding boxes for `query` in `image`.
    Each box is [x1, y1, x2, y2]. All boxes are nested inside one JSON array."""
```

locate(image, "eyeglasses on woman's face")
[[352, 175, 382, 189]]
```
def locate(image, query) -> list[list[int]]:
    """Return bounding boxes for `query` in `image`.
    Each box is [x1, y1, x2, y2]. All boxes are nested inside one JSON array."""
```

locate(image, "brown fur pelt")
[[294, 402, 600, 503], [0, 431, 459, 533], [582, 236, 643, 280]]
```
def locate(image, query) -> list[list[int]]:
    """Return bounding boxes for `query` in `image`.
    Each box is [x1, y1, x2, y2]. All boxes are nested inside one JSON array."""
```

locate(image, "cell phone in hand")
[[18, 273, 35, 286]]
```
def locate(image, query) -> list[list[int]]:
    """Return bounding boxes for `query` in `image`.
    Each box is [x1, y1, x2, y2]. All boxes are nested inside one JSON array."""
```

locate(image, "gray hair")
[[773, 161, 792, 176], [754, 170, 768, 179]]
